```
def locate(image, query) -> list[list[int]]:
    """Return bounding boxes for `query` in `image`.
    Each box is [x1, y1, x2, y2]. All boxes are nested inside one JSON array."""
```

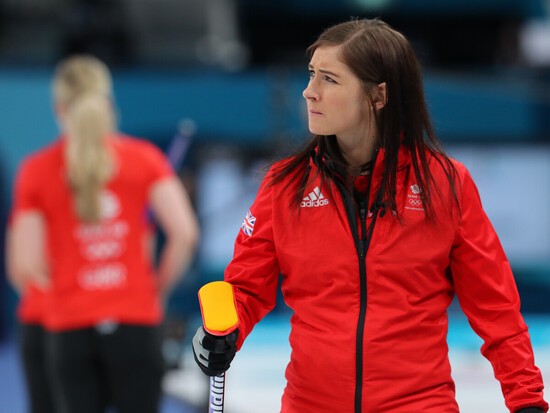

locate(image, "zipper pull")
[[359, 201, 367, 257], [359, 206, 367, 223]]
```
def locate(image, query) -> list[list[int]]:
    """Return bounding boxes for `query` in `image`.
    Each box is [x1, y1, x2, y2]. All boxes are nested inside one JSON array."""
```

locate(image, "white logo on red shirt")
[[301, 187, 329, 208], [100, 190, 120, 219], [405, 183, 424, 211], [74, 191, 129, 289], [78, 263, 127, 290]]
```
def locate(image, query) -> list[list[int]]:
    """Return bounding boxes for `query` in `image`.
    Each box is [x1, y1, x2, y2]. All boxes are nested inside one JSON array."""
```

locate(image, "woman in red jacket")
[[7, 55, 199, 413], [192, 18, 548, 413]]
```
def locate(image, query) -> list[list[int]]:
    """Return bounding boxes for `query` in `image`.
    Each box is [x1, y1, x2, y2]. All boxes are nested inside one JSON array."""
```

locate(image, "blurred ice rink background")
[[1, 0, 549, 411]]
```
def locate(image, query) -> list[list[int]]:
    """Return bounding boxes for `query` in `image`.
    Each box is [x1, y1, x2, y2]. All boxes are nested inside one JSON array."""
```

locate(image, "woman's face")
[[303, 45, 373, 143]]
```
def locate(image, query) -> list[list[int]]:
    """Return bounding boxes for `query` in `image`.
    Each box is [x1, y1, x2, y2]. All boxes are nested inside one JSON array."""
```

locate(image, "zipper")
[[316, 147, 383, 413], [354, 199, 368, 412], [333, 177, 383, 413], [355, 197, 384, 413]]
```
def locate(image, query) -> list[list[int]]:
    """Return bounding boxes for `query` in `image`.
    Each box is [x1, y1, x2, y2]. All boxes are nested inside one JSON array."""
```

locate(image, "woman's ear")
[[373, 82, 387, 110]]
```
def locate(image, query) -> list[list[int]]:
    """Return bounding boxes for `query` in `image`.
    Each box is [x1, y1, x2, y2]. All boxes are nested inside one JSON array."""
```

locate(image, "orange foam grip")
[[198, 281, 239, 336]]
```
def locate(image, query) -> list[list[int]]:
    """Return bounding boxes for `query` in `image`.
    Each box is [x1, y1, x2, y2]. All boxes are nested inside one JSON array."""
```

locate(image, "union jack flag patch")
[[241, 210, 256, 237]]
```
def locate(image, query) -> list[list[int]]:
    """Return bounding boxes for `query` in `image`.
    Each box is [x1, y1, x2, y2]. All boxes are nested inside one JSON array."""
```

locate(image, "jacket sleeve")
[[224, 172, 280, 349], [450, 169, 548, 413]]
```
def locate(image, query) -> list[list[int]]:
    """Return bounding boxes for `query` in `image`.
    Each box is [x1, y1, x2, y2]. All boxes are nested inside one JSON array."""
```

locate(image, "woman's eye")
[[308, 70, 315, 78], [324, 76, 336, 83]]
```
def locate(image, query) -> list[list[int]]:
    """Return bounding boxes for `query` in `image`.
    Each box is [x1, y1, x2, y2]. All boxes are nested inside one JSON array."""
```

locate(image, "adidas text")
[[301, 199, 329, 208]]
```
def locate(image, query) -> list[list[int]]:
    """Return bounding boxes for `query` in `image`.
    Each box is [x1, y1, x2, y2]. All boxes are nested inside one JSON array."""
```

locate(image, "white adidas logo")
[[301, 186, 329, 208]]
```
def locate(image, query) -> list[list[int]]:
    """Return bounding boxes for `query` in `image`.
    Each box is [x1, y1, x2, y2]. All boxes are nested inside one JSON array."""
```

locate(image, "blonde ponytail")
[[52, 55, 115, 222], [65, 93, 114, 222]]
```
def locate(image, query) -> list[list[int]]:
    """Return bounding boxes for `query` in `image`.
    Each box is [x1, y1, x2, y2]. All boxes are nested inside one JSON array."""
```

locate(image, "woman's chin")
[[308, 126, 331, 136]]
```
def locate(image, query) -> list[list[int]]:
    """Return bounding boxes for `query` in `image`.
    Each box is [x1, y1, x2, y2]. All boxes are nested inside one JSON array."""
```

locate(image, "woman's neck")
[[337, 134, 378, 167]]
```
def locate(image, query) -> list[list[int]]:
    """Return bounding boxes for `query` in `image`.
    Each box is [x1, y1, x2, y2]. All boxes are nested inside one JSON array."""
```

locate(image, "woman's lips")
[[309, 109, 323, 115]]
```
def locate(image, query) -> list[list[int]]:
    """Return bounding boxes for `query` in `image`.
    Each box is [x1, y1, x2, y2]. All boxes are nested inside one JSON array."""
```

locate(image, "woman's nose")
[[302, 83, 318, 100]]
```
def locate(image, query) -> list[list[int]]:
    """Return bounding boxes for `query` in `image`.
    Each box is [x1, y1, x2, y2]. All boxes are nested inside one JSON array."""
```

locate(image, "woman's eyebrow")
[[308, 64, 341, 78]]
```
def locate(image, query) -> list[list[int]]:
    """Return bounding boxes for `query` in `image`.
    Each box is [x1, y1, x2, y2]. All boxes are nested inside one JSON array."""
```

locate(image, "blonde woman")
[[7, 55, 199, 413]]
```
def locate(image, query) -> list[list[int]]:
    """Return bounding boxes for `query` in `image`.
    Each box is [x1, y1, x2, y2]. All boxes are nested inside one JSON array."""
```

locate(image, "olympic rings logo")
[[408, 199, 422, 206]]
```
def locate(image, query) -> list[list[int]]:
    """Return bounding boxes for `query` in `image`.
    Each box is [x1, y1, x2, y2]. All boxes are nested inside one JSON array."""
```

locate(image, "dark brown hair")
[[270, 18, 458, 218]]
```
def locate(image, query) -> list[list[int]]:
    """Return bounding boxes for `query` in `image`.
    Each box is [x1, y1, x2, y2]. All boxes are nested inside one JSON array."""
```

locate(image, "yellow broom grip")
[[198, 281, 239, 336]]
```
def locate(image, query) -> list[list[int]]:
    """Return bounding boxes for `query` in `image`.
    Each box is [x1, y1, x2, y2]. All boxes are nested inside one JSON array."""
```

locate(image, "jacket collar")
[[310, 142, 412, 181]]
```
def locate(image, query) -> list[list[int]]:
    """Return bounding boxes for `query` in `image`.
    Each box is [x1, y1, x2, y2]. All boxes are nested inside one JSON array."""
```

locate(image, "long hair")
[[52, 55, 115, 222], [270, 18, 458, 218]]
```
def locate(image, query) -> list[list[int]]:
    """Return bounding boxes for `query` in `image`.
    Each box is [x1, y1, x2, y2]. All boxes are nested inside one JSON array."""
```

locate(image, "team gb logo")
[[410, 184, 421, 195]]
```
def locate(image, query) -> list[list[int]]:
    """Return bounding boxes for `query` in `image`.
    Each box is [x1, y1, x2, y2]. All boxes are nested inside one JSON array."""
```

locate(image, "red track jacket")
[[224, 145, 548, 413]]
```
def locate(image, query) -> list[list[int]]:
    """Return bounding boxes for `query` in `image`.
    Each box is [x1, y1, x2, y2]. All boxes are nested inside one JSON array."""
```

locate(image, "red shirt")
[[225, 146, 548, 413], [11, 135, 173, 331]]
